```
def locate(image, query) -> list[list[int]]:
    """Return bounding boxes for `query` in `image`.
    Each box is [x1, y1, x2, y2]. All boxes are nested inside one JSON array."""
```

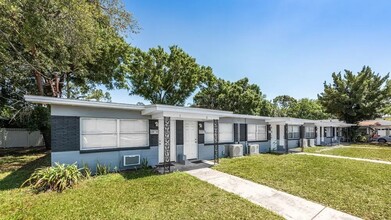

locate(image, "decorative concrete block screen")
[[0, 128, 44, 148]]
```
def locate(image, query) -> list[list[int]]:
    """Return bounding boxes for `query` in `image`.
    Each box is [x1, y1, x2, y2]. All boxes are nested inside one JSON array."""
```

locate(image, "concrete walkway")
[[298, 152, 391, 165], [186, 168, 361, 220]]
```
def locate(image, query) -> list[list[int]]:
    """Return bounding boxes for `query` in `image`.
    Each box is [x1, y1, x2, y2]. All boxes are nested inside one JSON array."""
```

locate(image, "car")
[[376, 135, 391, 143]]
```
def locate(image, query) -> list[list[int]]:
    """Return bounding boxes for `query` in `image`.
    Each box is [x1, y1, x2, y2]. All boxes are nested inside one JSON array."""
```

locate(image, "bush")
[[22, 163, 82, 192], [82, 164, 92, 179], [96, 163, 110, 175], [141, 158, 149, 170]]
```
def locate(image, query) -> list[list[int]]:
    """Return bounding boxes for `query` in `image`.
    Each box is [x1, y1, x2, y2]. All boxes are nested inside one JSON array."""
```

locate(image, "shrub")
[[22, 163, 82, 192], [141, 158, 149, 170], [82, 164, 92, 179], [96, 163, 110, 175]]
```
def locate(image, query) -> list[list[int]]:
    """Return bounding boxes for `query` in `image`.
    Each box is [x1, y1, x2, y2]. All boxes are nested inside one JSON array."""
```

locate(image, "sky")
[[109, 0, 391, 105]]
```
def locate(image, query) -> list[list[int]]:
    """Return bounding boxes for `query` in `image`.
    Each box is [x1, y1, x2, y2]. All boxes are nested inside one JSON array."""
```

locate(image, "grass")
[[0, 148, 281, 220], [304, 144, 391, 162], [0, 147, 50, 191], [214, 154, 391, 220]]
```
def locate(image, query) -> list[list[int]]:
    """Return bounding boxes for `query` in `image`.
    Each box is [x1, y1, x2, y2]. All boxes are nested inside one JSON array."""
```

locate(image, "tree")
[[318, 66, 391, 123], [193, 77, 272, 115], [289, 98, 330, 120], [0, 0, 136, 148], [125, 45, 213, 105], [0, 0, 136, 98], [272, 95, 297, 117], [271, 95, 329, 119]]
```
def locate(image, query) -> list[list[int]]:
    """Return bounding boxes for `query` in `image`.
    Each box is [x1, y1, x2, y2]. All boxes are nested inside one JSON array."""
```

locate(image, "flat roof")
[[24, 95, 352, 126]]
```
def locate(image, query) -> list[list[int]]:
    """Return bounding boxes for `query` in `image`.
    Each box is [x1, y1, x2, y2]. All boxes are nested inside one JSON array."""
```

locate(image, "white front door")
[[184, 121, 198, 159], [158, 119, 176, 163]]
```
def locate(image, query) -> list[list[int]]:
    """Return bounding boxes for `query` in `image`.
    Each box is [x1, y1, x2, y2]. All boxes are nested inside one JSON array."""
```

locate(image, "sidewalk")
[[298, 152, 391, 165], [186, 168, 361, 220]]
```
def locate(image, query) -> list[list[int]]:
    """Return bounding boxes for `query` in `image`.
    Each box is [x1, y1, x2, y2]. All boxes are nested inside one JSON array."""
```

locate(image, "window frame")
[[247, 124, 267, 141], [204, 122, 234, 144], [336, 127, 343, 137], [324, 127, 333, 138], [80, 118, 149, 151], [287, 125, 300, 139], [305, 126, 315, 139]]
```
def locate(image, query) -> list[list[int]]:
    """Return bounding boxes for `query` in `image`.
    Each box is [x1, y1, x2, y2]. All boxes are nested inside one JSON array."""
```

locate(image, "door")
[[184, 121, 198, 159], [158, 119, 176, 163]]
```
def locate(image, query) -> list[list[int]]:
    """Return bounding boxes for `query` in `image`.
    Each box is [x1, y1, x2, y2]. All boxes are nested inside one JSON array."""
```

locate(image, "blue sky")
[[109, 0, 391, 104]]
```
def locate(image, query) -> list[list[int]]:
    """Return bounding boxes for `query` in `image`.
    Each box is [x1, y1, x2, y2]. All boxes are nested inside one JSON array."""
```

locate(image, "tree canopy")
[[124, 45, 213, 105], [0, 0, 136, 148], [318, 66, 391, 123], [193, 77, 272, 115], [0, 0, 136, 99], [271, 95, 329, 119]]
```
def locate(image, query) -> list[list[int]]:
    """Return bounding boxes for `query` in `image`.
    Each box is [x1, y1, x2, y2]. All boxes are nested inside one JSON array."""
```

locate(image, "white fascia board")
[[227, 114, 273, 121], [142, 105, 233, 117], [24, 95, 146, 111]]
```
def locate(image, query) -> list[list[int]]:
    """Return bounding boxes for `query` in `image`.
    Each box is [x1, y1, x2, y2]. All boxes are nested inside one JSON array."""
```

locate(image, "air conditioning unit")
[[248, 144, 259, 155], [309, 139, 315, 147], [229, 144, 243, 158], [123, 155, 140, 166]]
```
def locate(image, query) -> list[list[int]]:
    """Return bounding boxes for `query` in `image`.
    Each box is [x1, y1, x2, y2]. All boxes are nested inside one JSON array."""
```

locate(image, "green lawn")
[[214, 154, 391, 220], [0, 149, 281, 220], [304, 145, 391, 162]]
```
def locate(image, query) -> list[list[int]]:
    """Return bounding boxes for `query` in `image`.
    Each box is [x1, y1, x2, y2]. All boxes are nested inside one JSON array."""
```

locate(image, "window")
[[204, 122, 233, 143], [325, 127, 333, 137], [204, 122, 214, 143], [119, 120, 148, 148], [81, 119, 117, 149], [219, 123, 234, 143], [336, 127, 343, 137], [248, 124, 267, 141], [305, 126, 315, 139], [288, 125, 299, 139], [81, 118, 148, 150]]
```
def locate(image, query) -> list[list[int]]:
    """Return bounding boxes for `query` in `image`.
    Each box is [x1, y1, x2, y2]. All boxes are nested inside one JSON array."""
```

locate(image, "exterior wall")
[[52, 147, 159, 171], [50, 105, 157, 170], [51, 105, 150, 119], [51, 116, 80, 152], [0, 128, 44, 148], [287, 139, 300, 148], [254, 141, 271, 153], [198, 144, 226, 160]]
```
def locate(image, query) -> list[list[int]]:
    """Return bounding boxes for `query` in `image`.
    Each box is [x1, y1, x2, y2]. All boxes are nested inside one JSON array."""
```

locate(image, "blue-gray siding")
[[198, 144, 226, 160], [52, 147, 158, 171], [287, 139, 300, 148]]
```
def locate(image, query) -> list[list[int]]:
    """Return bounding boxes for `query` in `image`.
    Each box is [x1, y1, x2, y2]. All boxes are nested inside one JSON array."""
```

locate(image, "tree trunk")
[[34, 70, 44, 95], [41, 127, 51, 150]]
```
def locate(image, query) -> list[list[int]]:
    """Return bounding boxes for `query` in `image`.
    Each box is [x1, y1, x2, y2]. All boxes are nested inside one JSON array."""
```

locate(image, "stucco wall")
[[52, 147, 158, 172]]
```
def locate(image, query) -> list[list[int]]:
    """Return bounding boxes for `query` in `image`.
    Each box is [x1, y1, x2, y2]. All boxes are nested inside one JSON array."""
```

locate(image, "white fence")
[[0, 128, 44, 148]]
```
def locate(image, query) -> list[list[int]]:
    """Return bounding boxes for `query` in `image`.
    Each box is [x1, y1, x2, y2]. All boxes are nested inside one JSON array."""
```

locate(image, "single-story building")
[[358, 119, 391, 139], [25, 95, 353, 171]]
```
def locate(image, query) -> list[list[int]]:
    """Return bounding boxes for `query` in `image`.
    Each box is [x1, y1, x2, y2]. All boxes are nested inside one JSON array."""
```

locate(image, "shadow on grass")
[[119, 168, 159, 181], [0, 154, 50, 191], [0, 146, 48, 157]]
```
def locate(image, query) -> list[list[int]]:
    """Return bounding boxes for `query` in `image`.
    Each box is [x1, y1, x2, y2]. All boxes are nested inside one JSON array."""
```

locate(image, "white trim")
[[80, 117, 149, 150], [24, 95, 145, 111]]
